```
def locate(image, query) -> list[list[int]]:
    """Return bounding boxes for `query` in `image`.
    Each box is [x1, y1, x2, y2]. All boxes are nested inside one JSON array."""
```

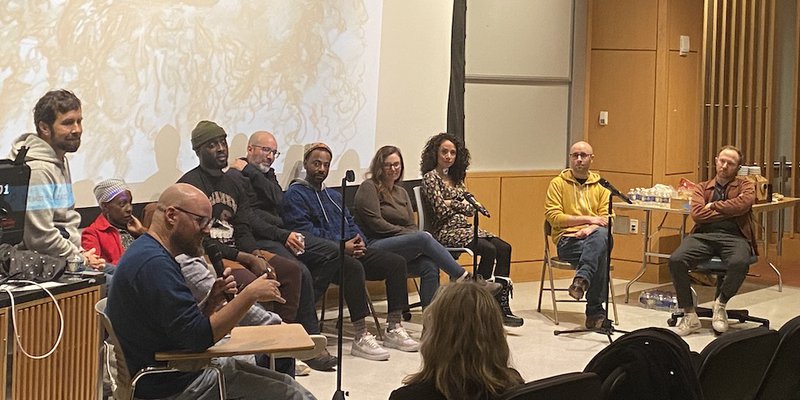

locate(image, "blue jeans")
[[369, 231, 466, 307], [556, 227, 610, 317]]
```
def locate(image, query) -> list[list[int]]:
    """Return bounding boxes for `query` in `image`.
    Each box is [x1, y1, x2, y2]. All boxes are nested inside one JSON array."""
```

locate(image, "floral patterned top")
[[421, 170, 493, 247]]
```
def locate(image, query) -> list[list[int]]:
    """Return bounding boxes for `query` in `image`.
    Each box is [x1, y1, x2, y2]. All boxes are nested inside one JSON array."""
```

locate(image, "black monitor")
[[0, 147, 30, 246]]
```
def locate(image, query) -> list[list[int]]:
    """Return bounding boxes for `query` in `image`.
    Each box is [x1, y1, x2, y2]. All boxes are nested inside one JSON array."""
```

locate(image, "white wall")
[[464, 0, 576, 171]]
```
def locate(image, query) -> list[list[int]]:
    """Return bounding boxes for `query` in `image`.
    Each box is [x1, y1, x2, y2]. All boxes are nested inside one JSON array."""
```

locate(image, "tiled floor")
[[296, 278, 800, 399]]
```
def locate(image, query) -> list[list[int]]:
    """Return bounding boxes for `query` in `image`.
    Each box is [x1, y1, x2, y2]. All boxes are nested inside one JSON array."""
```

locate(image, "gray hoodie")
[[9, 133, 81, 258]]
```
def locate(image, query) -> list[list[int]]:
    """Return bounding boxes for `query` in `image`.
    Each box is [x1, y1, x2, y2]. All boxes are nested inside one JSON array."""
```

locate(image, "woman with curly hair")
[[354, 145, 498, 308], [419, 133, 523, 327], [389, 280, 524, 400]]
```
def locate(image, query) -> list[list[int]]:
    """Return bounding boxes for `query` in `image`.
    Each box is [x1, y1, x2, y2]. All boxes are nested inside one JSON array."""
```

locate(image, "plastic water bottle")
[[638, 290, 678, 311]]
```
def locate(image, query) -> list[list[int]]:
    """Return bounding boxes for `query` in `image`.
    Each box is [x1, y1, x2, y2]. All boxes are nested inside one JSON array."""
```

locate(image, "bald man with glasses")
[[545, 141, 613, 330]]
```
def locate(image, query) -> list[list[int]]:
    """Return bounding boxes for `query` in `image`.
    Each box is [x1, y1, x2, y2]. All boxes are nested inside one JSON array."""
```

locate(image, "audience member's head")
[[94, 178, 133, 229], [302, 142, 333, 189], [246, 131, 281, 173], [715, 145, 743, 183], [420, 132, 470, 185], [191, 120, 229, 170], [152, 183, 212, 257], [367, 145, 404, 187], [403, 280, 523, 399], [568, 141, 594, 179], [33, 89, 83, 157]]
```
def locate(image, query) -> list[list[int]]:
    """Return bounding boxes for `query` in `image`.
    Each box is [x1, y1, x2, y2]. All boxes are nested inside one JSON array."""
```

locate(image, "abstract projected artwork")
[[1, 1, 383, 205]]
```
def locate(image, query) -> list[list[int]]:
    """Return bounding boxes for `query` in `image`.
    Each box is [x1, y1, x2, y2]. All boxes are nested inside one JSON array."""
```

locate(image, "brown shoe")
[[585, 313, 606, 329], [568, 277, 589, 300]]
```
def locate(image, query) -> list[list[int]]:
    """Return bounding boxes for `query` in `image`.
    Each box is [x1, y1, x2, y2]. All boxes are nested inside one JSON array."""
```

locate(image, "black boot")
[[494, 276, 523, 327]]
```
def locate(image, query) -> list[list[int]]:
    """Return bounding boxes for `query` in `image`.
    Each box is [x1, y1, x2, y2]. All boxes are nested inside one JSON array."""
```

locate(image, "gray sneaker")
[[351, 332, 390, 361], [712, 299, 728, 333], [383, 326, 420, 352], [675, 312, 701, 336]]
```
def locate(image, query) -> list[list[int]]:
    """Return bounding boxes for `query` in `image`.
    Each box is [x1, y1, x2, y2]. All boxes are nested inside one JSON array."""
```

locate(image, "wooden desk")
[[0, 277, 105, 400], [615, 197, 800, 302], [156, 324, 313, 363]]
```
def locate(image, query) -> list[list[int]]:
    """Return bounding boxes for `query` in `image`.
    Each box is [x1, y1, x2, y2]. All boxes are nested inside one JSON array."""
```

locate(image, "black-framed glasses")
[[173, 206, 212, 228], [252, 145, 281, 158], [382, 162, 402, 170], [569, 152, 593, 160]]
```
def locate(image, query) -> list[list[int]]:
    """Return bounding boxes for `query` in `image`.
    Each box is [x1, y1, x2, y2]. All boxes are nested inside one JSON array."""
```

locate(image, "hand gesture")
[[589, 216, 608, 226], [244, 275, 286, 304], [127, 215, 147, 237], [229, 158, 248, 171], [574, 225, 599, 239], [204, 268, 237, 314], [83, 248, 107, 270], [285, 232, 305, 255], [345, 234, 366, 258]]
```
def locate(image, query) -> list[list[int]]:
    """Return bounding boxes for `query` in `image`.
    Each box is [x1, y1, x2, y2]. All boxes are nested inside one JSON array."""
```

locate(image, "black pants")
[[467, 236, 512, 279], [668, 232, 752, 308]]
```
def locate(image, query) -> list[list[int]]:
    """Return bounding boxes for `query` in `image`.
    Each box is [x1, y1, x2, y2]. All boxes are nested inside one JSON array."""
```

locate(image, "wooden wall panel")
[[591, 0, 658, 50], [464, 176, 501, 235], [668, 0, 705, 52], [499, 176, 553, 263], [666, 51, 701, 175], [588, 50, 656, 174]]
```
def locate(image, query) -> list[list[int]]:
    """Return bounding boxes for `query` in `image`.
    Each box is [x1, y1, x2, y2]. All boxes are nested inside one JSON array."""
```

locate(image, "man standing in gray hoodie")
[[8, 90, 105, 269]]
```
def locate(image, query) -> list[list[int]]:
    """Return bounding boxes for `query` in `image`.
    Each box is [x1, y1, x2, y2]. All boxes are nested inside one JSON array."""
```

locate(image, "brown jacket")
[[690, 177, 757, 255]]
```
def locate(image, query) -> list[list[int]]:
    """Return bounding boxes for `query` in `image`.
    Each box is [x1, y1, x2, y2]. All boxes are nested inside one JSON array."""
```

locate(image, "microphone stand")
[[553, 191, 629, 344], [332, 170, 354, 400]]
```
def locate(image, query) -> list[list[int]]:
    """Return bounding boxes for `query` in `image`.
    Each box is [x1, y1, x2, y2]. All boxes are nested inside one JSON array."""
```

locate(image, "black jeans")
[[668, 232, 752, 308], [467, 236, 512, 279], [255, 238, 328, 335]]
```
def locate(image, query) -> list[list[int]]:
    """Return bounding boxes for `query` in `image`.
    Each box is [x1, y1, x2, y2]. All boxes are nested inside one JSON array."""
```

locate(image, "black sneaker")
[[303, 349, 338, 371]]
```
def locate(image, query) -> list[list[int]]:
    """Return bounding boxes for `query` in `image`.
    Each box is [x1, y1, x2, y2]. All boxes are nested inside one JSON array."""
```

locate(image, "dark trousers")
[[255, 238, 327, 335], [356, 248, 409, 313], [295, 238, 371, 323], [259, 254, 302, 326], [467, 236, 512, 279], [669, 232, 752, 308]]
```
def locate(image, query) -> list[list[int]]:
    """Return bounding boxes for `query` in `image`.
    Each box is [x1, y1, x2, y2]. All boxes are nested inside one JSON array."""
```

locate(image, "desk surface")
[[614, 196, 800, 214], [155, 324, 314, 361]]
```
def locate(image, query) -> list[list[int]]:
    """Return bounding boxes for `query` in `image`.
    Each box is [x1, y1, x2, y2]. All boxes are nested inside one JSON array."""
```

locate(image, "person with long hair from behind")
[[389, 281, 524, 400], [419, 133, 523, 327], [354, 145, 499, 308]]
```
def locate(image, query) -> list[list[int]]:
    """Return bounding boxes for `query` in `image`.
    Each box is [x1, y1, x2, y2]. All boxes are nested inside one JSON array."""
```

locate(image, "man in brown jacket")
[[669, 145, 756, 336]]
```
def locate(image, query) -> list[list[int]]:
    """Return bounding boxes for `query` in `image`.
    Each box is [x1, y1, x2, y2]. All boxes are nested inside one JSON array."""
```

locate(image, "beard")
[[177, 234, 205, 258]]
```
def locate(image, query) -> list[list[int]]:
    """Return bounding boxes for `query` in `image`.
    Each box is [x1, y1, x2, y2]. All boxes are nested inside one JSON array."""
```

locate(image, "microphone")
[[463, 192, 491, 218], [344, 170, 355, 182], [598, 178, 633, 204], [202, 238, 234, 301]]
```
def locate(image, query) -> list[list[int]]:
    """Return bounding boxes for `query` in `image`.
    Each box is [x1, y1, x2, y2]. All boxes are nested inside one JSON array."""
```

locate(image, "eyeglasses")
[[173, 206, 212, 229], [569, 152, 593, 160], [252, 145, 281, 158], [382, 162, 402, 170]]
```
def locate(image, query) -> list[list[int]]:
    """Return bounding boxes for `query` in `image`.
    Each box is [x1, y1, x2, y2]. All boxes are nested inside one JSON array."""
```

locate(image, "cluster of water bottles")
[[638, 289, 679, 312], [626, 184, 677, 209]]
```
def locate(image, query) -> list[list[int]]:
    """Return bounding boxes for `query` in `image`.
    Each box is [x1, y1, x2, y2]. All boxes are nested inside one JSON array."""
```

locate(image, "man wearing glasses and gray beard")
[[227, 131, 339, 371]]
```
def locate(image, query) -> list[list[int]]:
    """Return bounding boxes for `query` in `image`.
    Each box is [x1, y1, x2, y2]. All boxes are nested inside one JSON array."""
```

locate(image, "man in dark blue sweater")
[[106, 183, 315, 399]]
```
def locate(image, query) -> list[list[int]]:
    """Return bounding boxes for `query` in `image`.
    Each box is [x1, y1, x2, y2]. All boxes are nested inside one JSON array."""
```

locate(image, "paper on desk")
[[0, 281, 65, 292]]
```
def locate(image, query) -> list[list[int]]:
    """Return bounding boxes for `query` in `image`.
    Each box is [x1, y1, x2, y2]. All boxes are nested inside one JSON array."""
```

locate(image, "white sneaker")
[[351, 333, 390, 361], [675, 312, 701, 336], [295, 360, 311, 376], [712, 299, 729, 333], [383, 326, 420, 352]]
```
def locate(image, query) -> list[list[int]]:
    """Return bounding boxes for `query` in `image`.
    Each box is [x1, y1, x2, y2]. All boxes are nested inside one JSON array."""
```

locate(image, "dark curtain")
[[447, 0, 467, 141]]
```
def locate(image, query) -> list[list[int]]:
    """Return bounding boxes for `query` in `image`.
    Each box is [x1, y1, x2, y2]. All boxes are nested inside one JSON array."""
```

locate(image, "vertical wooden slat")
[[744, 0, 757, 160], [707, 0, 720, 179], [734, 0, 746, 147], [726, 0, 739, 147], [10, 287, 100, 400], [792, 0, 800, 234], [764, 0, 775, 179]]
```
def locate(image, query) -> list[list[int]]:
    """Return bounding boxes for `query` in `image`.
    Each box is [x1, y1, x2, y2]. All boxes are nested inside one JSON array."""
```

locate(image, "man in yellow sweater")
[[544, 141, 612, 329]]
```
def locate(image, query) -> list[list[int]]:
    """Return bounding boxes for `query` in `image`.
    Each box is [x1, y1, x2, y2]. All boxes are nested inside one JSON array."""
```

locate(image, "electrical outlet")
[[629, 219, 639, 234]]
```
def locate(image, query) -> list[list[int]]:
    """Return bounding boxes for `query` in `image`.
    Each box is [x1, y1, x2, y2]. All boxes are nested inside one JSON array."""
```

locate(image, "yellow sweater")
[[544, 169, 611, 242]]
